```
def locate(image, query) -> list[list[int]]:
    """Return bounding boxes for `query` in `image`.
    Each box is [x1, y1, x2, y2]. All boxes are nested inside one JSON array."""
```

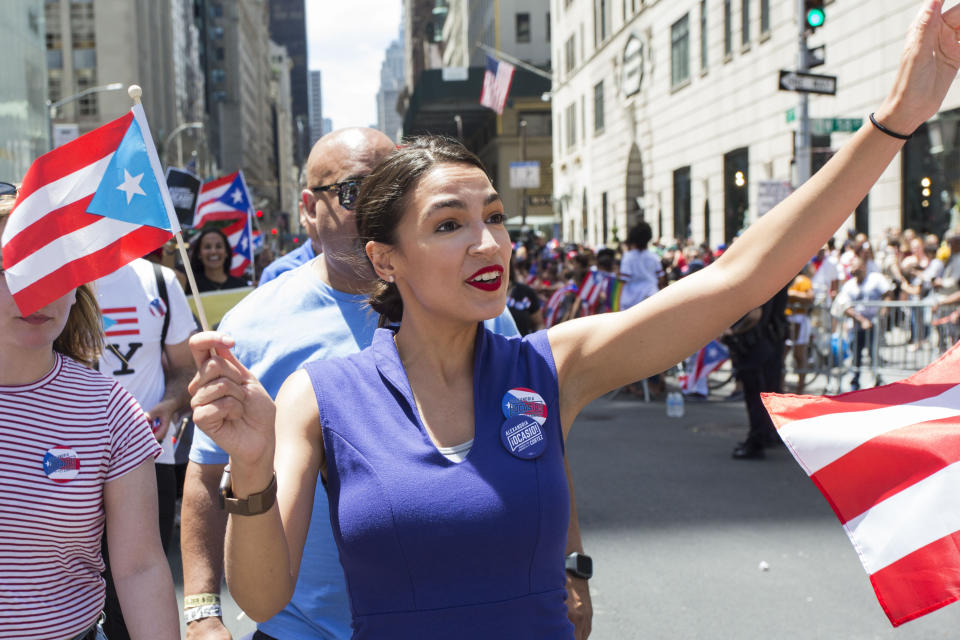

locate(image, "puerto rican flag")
[[577, 270, 617, 316], [1, 105, 178, 317], [681, 340, 728, 396], [101, 306, 139, 338], [479, 55, 515, 116], [762, 343, 960, 626], [193, 171, 252, 229], [223, 216, 253, 278]]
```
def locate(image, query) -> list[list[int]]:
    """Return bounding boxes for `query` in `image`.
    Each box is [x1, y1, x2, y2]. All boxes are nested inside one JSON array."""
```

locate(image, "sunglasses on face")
[[310, 179, 364, 211]]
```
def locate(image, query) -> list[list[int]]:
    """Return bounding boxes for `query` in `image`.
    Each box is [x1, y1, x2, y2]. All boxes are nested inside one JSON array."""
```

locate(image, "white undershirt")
[[436, 439, 474, 463]]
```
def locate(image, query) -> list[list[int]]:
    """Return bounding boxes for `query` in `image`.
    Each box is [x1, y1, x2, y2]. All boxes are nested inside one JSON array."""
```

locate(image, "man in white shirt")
[[838, 257, 892, 391]]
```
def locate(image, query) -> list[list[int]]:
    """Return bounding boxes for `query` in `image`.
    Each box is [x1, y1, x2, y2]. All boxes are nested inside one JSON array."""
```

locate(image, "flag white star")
[[230, 188, 243, 204], [116, 169, 146, 204]]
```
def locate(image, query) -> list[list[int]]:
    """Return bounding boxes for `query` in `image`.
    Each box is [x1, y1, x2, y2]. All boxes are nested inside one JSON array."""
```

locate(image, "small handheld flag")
[[479, 55, 516, 116], [763, 343, 960, 626], [222, 216, 254, 278], [1, 103, 179, 317], [193, 171, 253, 229]]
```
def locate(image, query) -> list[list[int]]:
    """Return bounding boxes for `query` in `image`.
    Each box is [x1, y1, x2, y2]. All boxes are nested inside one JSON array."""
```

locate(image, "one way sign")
[[778, 70, 837, 96]]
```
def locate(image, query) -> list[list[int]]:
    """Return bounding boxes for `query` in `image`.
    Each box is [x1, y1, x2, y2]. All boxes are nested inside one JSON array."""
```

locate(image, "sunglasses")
[[0, 182, 17, 197], [310, 179, 364, 210]]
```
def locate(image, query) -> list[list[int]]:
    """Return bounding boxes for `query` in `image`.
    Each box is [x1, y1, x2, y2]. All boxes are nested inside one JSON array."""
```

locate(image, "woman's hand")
[[877, 0, 960, 133], [188, 331, 276, 469]]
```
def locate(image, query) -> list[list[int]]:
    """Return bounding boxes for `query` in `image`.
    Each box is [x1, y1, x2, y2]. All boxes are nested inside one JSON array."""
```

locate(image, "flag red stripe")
[[102, 307, 136, 313], [198, 172, 236, 193], [2, 197, 99, 267], [112, 318, 137, 325], [105, 330, 139, 337], [868, 529, 960, 626], [810, 419, 960, 523], [15, 113, 132, 203], [11, 226, 172, 316], [222, 218, 246, 235], [193, 210, 246, 223]]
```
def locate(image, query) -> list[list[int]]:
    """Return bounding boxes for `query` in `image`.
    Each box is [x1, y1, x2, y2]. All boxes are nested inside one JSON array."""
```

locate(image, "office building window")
[[546, 12, 551, 41], [565, 35, 576, 72], [760, 0, 770, 34], [741, 0, 750, 46], [566, 102, 577, 149], [594, 0, 608, 46], [593, 80, 604, 133], [516, 13, 531, 43], [700, 0, 708, 72], [671, 13, 690, 87], [724, 0, 732, 56], [674, 166, 692, 240]]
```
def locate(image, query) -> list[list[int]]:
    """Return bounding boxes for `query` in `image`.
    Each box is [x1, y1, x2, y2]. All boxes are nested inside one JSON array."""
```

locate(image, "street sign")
[[757, 180, 793, 216], [811, 117, 863, 135], [527, 194, 552, 207], [778, 70, 837, 95], [52, 123, 79, 149], [806, 44, 826, 69], [509, 161, 540, 189]]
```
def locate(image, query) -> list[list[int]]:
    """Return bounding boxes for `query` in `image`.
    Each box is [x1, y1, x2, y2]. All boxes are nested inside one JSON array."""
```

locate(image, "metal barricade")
[[825, 299, 958, 388]]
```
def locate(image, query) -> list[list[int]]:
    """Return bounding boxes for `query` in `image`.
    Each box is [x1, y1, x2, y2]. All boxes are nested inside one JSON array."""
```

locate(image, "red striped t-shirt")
[[0, 353, 161, 640]]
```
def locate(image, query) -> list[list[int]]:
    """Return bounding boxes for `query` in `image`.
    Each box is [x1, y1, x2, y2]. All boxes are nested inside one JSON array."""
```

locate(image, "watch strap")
[[220, 469, 277, 516]]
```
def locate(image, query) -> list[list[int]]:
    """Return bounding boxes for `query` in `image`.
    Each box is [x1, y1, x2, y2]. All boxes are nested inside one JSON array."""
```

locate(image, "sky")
[[305, 0, 403, 131]]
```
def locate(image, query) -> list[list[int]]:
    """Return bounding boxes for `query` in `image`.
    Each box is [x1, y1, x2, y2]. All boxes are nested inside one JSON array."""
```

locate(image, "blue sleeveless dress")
[[304, 326, 573, 639]]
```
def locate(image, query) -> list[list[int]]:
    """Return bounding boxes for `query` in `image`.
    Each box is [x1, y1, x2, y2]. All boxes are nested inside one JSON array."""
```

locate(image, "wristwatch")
[[565, 552, 593, 580], [218, 466, 277, 515]]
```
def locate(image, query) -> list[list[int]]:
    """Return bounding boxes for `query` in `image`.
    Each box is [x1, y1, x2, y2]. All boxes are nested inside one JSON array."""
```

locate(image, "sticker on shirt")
[[43, 447, 80, 483], [501, 387, 548, 425], [500, 415, 547, 460]]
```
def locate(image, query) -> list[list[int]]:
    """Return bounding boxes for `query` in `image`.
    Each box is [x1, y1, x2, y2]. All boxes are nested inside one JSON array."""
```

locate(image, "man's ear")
[[300, 189, 316, 225], [366, 240, 396, 282]]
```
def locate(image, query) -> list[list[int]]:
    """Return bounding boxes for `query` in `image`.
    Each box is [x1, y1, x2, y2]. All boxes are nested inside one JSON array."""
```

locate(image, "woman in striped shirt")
[[0, 196, 180, 640]]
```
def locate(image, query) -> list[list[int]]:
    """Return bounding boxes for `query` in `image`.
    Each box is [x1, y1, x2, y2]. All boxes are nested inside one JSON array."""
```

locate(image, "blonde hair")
[[1, 193, 104, 367]]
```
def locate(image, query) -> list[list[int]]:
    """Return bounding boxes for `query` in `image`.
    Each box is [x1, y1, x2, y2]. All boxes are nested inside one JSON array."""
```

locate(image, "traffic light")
[[255, 209, 264, 219], [805, 0, 825, 31], [271, 227, 278, 235], [921, 177, 931, 209]]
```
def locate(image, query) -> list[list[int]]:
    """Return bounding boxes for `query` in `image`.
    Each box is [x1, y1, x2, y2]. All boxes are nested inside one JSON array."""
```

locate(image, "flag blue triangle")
[[87, 118, 172, 231], [217, 175, 252, 213]]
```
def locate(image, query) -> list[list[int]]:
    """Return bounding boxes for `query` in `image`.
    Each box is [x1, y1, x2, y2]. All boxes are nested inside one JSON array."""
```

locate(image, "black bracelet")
[[869, 113, 913, 140]]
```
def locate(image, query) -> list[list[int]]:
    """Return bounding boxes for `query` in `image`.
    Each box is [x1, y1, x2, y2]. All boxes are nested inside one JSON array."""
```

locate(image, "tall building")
[[269, 42, 298, 236], [401, 0, 553, 234], [43, 0, 202, 158], [308, 69, 323, 146], [376, 31, 405, 143], [551, 1, 959, 247], [2, 0, 48, 179], [268, 0, 310, 165]]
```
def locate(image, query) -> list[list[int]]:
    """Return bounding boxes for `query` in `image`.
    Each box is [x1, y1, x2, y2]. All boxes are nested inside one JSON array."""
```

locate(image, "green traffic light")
[[806, 8, 825, 28]]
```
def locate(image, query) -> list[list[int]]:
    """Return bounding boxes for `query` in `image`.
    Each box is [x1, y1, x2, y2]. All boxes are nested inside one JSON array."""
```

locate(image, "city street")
[[169, 378, 959, 639]]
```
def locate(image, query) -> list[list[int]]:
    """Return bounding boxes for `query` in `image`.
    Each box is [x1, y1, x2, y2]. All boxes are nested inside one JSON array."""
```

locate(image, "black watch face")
[[576, 554, 593, 578]]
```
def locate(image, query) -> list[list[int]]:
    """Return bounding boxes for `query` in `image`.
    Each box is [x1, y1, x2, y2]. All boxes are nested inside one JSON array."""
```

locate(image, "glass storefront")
[[902, 107, 960, 237]]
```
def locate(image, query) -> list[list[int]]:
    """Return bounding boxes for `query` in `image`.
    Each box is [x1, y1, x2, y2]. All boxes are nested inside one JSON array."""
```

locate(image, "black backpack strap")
[[153, 262, 171, 347]]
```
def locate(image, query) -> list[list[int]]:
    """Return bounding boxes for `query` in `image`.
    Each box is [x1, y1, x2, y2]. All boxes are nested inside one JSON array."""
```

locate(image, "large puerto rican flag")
[[193, 171, 252, 229], [762, 343, 960, 626], [1, 104, 179, 317], [479, 54, 515, 116]]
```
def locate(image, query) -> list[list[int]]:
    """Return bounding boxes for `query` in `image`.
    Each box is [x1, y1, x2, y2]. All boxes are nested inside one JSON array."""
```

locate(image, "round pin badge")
[[43, 447, 80, 483], [500, 414, 547, 460], [501, 387, 548, 425]]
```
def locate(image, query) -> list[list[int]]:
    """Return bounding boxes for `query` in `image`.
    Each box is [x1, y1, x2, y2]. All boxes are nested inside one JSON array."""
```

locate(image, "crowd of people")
[[2, 2, 960, 638]]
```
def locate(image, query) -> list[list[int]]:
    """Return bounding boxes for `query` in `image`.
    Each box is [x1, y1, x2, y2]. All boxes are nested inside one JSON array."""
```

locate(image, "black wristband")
[[869, 113, 913, 140]]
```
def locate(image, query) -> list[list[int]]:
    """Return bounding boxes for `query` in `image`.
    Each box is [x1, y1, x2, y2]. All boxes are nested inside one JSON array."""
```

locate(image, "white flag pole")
[[128, 84, 212, 332]]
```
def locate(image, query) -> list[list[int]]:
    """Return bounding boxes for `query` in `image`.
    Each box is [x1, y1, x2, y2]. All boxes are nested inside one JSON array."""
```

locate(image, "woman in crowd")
[[0, 197, 179, 639], [189, 227, 248, 291], [188, 3, 960, 637]]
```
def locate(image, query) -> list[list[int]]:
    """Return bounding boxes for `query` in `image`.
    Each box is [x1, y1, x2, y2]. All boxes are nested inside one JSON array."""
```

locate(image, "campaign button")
[[43, 447, 80, 483], [501, 387, 547, 425], [500, 415, 547, 460]]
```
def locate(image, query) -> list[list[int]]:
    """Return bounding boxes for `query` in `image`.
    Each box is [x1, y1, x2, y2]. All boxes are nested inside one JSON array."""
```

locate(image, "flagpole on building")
[[128, 84, 213, 333]]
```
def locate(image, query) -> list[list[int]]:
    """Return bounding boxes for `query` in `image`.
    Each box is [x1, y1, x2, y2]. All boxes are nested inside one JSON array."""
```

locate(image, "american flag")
[[193, 171, 252, 229], [763, 343, 960, 626], [1, 105, 178, 316], [479, 55, 516, 115]]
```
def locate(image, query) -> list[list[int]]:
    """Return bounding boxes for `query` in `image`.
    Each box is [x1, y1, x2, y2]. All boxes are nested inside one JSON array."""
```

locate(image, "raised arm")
[[549, 0, 960, 431], [188, 333, 322, 621]]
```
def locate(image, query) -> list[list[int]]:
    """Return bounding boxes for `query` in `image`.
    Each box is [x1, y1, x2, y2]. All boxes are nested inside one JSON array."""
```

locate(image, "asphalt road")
[[169, 375, 960, 639]]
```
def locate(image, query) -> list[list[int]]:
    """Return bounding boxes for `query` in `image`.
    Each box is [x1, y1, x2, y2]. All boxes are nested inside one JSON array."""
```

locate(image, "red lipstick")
[[466, 265, 503, 291]]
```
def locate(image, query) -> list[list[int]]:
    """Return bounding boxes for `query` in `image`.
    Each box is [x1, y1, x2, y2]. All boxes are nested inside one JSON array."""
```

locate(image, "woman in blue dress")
[[188, 3, 960, 637]]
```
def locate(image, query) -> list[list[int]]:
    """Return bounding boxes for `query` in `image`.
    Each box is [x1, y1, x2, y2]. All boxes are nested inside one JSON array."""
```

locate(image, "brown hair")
[[1, 195, 104, 367], [353, 136, 488, 324]]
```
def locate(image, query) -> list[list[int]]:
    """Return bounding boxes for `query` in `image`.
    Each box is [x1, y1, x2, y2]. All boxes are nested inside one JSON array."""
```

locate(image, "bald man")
[[180, 128, 593, 639]]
